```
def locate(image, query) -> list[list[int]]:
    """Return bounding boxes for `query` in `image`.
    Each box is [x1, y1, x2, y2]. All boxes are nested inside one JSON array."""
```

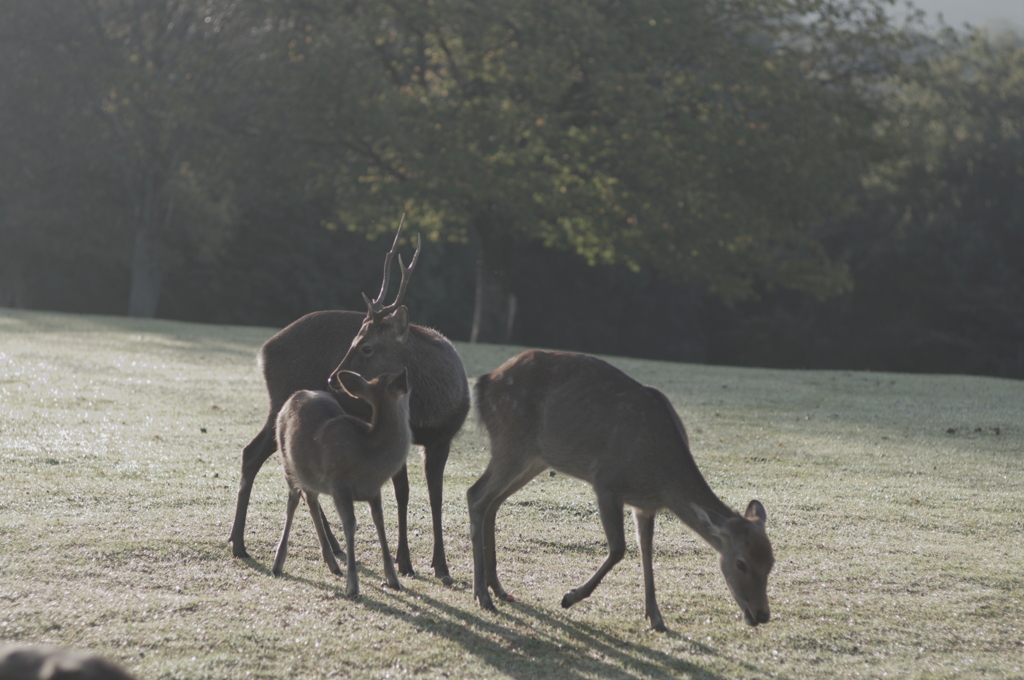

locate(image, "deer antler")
[[370, 214, 406, 309], [364, 216, 422, 323]]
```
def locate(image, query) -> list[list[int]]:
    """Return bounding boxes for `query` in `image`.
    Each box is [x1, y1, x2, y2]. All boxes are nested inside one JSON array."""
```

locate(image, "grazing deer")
[[468, 350, 775, 631], [229, 223, 470, 585], [273, 369, 411, 597]]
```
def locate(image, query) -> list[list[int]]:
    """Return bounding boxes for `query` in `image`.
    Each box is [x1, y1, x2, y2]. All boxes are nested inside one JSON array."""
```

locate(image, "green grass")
[[1, 308, 1022, 679]]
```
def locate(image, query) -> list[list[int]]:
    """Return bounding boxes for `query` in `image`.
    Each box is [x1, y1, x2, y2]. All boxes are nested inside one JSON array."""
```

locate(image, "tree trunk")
[[126, 173, 165, 318], [470, 214, 516, 344], [127, 223, 163, 317], [0, 227, 28, 308]]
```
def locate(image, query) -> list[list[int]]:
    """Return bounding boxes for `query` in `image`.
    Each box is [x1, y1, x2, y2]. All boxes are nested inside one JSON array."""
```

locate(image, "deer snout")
[[327, 371, 342, 391], [744, 606, 771, 627]]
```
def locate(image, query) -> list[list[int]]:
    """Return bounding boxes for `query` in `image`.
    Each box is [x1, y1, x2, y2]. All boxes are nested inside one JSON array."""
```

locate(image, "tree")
[[841, 29, 1024, 375], [0, 1, 240, 316], [692, 28, 1024, 379], [255, 0, 913, 342], [0, 1, 126, 308]]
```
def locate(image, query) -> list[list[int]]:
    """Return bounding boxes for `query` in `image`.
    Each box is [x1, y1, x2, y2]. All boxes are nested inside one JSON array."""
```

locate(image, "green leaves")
[[3, 0, 964, 323], [274, 0, 906, 302]]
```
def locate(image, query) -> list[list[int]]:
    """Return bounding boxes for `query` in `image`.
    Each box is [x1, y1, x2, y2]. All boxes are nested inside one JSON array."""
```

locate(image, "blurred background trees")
[[1, 0, 1021, 378]]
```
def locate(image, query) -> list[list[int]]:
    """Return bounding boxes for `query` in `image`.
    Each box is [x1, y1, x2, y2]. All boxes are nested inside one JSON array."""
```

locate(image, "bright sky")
[[901, 0, 1024, 31]]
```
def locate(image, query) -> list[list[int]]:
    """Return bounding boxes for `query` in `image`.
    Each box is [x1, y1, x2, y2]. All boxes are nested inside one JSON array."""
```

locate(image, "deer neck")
[[665, 473, 736, 554], [366, 403, 380, 432], [366, 399, 409, 446], [646, 385, 739, 554]]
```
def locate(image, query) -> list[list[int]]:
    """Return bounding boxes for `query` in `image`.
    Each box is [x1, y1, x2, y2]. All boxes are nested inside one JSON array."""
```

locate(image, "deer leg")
[[330, 485, 360, 598], [317, 507, 345, 557], [229, 423, 277, 558], [482, 466, 545, 600], [390, 464, 413, 577], [271, 487, 302, 576], [467, 455, 545, 610], [368, 492, 401, 591], [306, 492, 343, 576], [467, 469, 494, 610], [424, 439, 453, 584], [634, 509, 666, 632], [561, 491, 626, 609]]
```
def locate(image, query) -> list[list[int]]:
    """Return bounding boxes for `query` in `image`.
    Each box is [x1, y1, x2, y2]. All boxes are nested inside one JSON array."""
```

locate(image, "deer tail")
[[473, 373, 494, 430]]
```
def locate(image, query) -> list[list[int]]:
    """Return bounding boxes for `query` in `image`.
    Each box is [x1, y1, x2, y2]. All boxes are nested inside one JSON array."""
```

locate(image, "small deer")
[[229, 221, 469, 585], [273, 369, 411, 597], [469, 350, 775, 631]]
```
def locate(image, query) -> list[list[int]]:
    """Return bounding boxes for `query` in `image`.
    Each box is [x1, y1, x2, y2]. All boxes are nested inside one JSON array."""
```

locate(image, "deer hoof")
[[565, 585, 589, 606], [383, 580, 402, 591], [230, 543, 250, 559], [561, 590, 582, 609], [431, 561, 451, 582], [652, 622, 668, 633]]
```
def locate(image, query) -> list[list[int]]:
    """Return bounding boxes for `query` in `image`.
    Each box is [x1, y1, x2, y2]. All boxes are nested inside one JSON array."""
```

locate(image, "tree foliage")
[[1, 0, 241, 316], [261, 0, 911, 340], [840, 30, 1024, 375], [697, 29, 1024, 378], [1, 1, 1021, 376]]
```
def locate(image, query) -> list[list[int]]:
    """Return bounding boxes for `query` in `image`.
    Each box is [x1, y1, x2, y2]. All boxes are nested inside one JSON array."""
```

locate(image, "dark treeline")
[[1, 1, 1022, 378]]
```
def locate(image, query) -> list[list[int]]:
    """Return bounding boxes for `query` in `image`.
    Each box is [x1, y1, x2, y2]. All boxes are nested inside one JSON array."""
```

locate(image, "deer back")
[[475, 350, 713, 508], [276, 390, 363, 496], [259, 310, 368, 418], [276, 374, 411, 501]]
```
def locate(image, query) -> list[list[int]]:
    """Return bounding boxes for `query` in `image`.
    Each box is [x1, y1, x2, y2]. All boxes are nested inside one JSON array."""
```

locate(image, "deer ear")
[[388, 306, 410, 341], [744, 500, 767, 524], [691, 503, 728, 539], [336, 371, 370, 400]]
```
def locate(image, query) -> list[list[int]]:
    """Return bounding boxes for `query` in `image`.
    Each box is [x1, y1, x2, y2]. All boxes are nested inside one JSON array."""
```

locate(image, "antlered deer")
[[468, 350, 775, 631], [229, 224, 470, 584], [273, 369, 411, 597]]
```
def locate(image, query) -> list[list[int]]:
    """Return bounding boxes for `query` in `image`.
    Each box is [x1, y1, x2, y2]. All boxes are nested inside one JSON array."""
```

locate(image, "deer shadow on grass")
[[238, 553, 775, 680], [363, 581, 735, 680]]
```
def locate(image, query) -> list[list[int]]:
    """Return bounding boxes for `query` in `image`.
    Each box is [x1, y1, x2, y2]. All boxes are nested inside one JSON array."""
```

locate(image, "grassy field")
[[1, 308, 1022, 679]]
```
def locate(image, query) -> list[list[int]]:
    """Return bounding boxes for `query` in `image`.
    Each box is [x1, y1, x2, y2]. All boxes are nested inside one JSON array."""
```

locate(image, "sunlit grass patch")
[[1, 308, 1022, 679]]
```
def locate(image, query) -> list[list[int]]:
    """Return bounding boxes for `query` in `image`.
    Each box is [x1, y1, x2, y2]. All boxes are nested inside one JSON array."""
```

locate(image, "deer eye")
[[736, 559, 748, 574], [360, 344, 373, 356]]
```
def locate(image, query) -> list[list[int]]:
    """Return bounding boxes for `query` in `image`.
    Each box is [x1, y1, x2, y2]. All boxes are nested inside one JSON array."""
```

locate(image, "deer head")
[[334, 368, 410, 407], [328, 221, 421, 391], [692, 500, 774, 626]]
